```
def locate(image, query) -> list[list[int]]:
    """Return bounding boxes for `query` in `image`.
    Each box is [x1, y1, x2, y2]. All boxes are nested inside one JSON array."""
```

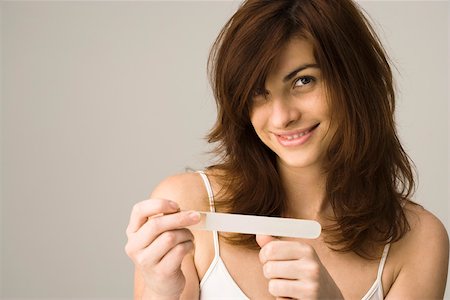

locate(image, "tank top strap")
[[197, 170, 216, 212], [196, 170, 220, 256], [376, 243, 391, 280]]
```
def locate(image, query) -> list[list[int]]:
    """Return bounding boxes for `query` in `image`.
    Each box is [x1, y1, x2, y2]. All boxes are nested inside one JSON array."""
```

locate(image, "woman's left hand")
[[256, 235, 344, 300]]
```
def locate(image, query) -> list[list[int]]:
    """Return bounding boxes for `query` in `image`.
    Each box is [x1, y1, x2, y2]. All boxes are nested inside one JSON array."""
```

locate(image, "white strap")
[[197, 171, 215, 212], [376, 243, 391, 280], [196, 171, 220, 256]]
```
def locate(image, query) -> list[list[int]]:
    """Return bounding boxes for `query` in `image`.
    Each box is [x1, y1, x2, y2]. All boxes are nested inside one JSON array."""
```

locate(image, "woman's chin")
[[277, 155, 323, 171]]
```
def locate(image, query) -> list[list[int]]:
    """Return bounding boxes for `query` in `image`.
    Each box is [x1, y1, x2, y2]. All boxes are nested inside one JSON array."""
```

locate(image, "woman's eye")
[[253, 88, 268, 97], [294, 76, 315, 88], [251, 88, 270, 106]]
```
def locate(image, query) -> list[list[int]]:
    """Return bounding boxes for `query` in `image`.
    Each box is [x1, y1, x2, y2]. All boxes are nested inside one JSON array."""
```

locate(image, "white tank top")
[[197, 171, 390, 300]]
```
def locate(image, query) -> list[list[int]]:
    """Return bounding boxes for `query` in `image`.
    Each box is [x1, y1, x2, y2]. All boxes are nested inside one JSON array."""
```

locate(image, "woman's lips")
[[275, 123, 319, 147]]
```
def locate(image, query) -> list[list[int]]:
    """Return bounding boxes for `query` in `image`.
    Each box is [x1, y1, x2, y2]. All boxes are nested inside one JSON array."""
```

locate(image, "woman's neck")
[[278, 161, 332, 221]]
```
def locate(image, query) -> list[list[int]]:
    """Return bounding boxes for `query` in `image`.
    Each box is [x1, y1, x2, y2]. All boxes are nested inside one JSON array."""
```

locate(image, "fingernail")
[[169, 201, 179, 210], [189, 211, 200, 221]]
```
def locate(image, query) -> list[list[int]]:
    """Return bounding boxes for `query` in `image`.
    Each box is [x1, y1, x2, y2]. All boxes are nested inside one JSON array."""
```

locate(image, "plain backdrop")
[[1, 0, 448, 298]]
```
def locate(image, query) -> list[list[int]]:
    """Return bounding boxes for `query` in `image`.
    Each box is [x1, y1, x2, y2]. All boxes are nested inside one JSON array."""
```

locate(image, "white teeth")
[[284, 130, 308, 140]]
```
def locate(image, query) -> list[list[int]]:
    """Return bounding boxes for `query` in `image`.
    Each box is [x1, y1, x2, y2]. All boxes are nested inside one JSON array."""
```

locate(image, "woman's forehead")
[[266, 38, 318, 82]]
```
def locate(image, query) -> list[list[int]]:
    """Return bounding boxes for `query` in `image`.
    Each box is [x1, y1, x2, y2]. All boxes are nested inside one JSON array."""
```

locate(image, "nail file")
[[188, 212, 321, 239]]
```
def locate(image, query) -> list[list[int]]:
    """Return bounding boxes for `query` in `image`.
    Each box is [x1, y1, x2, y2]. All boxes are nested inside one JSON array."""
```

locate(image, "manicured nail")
[[189, 211, 201, 221]]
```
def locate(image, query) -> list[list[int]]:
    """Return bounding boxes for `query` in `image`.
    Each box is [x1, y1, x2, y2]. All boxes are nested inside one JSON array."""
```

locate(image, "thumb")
[[255, 234, 278, 248]]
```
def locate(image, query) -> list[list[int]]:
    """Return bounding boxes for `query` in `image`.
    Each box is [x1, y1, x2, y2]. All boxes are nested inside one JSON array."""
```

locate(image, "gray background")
[[1, 0, 448, 298]]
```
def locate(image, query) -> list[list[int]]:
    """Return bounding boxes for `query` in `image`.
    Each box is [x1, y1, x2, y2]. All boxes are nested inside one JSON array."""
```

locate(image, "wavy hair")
[[206, 0, 416, 258]]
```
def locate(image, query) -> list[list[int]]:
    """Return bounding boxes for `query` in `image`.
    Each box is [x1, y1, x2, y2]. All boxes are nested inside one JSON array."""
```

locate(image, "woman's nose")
[[270, 97, 300, 129]]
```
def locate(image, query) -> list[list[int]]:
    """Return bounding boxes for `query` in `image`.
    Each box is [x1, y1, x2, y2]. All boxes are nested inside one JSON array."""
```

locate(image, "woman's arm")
[[385, 206, 449, 299]]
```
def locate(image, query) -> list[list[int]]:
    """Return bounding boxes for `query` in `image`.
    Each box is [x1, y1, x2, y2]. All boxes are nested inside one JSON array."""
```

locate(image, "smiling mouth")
[[277, 123, 320, 141]]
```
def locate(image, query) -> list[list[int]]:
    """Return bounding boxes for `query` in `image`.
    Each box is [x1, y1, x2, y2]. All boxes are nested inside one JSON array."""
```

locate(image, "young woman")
[[125, 0, 449, 299]]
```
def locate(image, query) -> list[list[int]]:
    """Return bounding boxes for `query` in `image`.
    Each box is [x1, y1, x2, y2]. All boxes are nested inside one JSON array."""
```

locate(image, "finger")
[[263, 260, 303, 280], [145, 228, 195, 264], [260, 240, 315, 263], [268, 278, 301, 299], [256, 234, 278, 248], [130, 210, 200, 250], [126, 199, 180, 235], [157, 240, 195, 275]]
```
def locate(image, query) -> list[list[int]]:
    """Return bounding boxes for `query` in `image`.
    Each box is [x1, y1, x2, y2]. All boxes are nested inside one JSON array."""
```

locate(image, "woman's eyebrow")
[[282, 63, 319, 83]]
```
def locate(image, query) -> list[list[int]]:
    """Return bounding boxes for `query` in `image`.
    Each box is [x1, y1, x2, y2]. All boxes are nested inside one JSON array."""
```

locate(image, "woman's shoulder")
[[386, 201, 449, 297], [394, 201, 449, 260], [149, 169, 220, 212], [400, 201, 448, 249]]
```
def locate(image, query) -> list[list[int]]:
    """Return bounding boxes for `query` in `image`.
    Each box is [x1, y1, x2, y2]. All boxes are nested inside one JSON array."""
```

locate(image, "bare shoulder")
[[401, 202, 449, 251], [386, 201, 449, 298], [150, 171, 212, 212], [401, 202, 449, 265]]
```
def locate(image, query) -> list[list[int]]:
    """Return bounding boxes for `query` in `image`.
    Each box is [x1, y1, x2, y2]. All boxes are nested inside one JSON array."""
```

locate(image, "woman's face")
[[250, 37, 333, 171]]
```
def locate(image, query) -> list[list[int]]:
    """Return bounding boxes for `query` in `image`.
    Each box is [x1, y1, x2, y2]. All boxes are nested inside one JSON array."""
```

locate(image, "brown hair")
[[206, 0, 416, 258]]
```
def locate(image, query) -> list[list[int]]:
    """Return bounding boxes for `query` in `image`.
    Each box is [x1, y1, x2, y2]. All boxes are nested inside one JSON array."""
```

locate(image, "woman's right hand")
[[125, 198, 201, 299]]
